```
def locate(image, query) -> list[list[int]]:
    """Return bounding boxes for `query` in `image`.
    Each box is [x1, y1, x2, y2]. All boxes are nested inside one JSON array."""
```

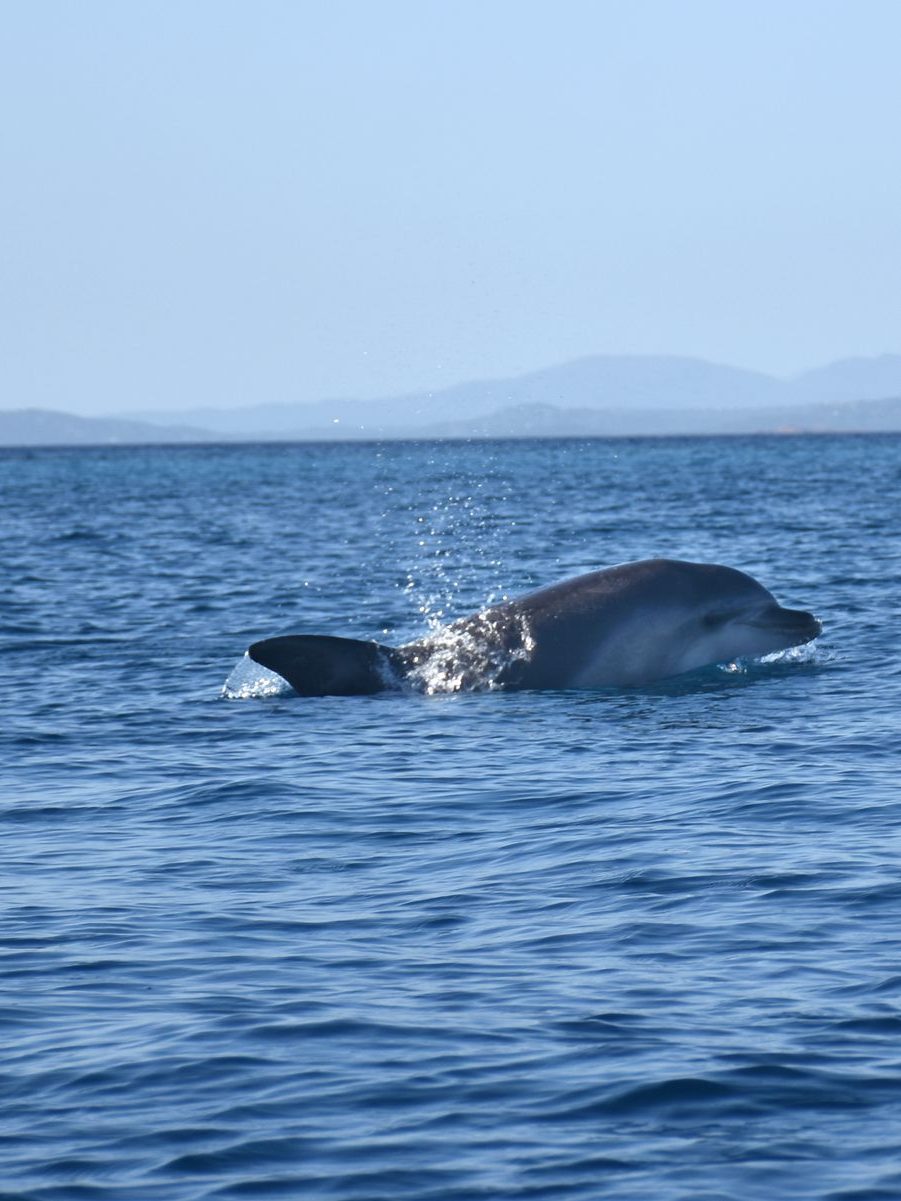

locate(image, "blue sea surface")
[[1, 435, 900, 1200]]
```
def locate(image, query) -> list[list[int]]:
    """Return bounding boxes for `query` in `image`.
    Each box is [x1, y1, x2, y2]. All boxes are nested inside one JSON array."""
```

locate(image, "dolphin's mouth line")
[[747, 614, 822, 641]]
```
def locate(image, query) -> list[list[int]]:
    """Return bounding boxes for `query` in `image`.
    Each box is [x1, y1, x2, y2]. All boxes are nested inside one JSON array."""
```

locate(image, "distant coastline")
[[3, 410, 901, 449], [4, 353, 901, 446]]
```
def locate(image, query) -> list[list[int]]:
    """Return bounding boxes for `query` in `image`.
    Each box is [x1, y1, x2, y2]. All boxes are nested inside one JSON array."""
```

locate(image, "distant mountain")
[[227, 396, 901, 441], [3, 397, 901, 447], [0, 408, 222, 446], [789, 355, 901, 405], [132, 355, 784, 437], [407, 396, 901, 439], [126, 353, 901, 440], [4, 355, 901, 445]]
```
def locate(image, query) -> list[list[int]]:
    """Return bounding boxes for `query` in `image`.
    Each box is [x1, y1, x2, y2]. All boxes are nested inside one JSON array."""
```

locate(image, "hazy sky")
[[2, 1, 901, 414]]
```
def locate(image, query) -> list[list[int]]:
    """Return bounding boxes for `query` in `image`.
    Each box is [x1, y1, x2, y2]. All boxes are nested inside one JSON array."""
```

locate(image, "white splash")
[[759, 641, 822, 666], [717, 640, 823, 676], [402, 610, 535, 695], [221, 653, 291, 700]]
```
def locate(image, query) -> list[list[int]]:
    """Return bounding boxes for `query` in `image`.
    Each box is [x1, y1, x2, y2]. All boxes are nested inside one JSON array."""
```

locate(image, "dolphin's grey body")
[[247, 558, 821, 696]]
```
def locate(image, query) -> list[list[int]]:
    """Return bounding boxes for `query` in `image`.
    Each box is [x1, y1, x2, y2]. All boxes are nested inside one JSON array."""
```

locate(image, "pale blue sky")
[[2, 0, 900, 414]]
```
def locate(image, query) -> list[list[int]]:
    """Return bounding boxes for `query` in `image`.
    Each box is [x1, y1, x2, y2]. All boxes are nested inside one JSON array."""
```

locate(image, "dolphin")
[[246, 558, 821, 696]]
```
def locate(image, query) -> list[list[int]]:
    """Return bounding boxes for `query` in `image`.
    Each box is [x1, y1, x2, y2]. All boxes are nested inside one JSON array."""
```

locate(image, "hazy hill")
[[789, 355, 901, 404], [3, 396, 901, 447], [131, 355, 783, 436], [0, 408, 222, 446], [4, 355, 901, 445], [127, 353, 901, 439], [408, 396, 901, 439]]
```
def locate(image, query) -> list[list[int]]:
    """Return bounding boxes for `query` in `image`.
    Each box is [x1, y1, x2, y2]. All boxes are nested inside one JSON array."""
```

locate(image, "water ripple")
[[2, 438, 901, 1200]]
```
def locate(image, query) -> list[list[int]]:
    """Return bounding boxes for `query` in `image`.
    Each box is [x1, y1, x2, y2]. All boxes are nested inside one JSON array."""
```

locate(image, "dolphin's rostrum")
[[247, 558, 821, 696]]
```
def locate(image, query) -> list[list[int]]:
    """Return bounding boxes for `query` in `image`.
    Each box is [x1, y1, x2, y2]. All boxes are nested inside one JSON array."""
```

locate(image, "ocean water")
[[1, 434, 900, 1201]]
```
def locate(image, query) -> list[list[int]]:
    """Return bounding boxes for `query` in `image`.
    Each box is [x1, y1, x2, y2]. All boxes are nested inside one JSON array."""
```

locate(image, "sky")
[[2, 0, 901, 415]]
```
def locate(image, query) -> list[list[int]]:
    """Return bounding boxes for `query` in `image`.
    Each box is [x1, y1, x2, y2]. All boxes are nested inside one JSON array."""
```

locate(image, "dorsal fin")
[[248, 635, 402, 696]]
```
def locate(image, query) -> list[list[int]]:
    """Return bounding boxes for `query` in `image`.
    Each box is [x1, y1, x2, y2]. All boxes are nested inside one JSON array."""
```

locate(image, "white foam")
[[717, 641, 824, 676], [402, 610, 535, 695], [759, 641, 822, 666], [221, 653, 291, 700]]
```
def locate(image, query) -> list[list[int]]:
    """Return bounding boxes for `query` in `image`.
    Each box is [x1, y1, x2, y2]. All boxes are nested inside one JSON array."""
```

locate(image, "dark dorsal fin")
[[248, 634, 403, 696]]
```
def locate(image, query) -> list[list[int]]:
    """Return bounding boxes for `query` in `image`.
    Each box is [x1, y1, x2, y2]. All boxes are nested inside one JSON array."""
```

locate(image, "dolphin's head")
[[674, 562, 821, 673], [477, 557, 822, 689]]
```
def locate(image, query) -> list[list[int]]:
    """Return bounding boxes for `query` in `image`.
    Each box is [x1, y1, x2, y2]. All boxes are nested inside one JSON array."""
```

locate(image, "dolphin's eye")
[[703, 611, 730, 629]]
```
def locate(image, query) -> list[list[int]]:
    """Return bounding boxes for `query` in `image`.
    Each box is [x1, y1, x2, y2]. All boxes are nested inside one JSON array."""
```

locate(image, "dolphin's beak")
[[757, 606, 822, 645]]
